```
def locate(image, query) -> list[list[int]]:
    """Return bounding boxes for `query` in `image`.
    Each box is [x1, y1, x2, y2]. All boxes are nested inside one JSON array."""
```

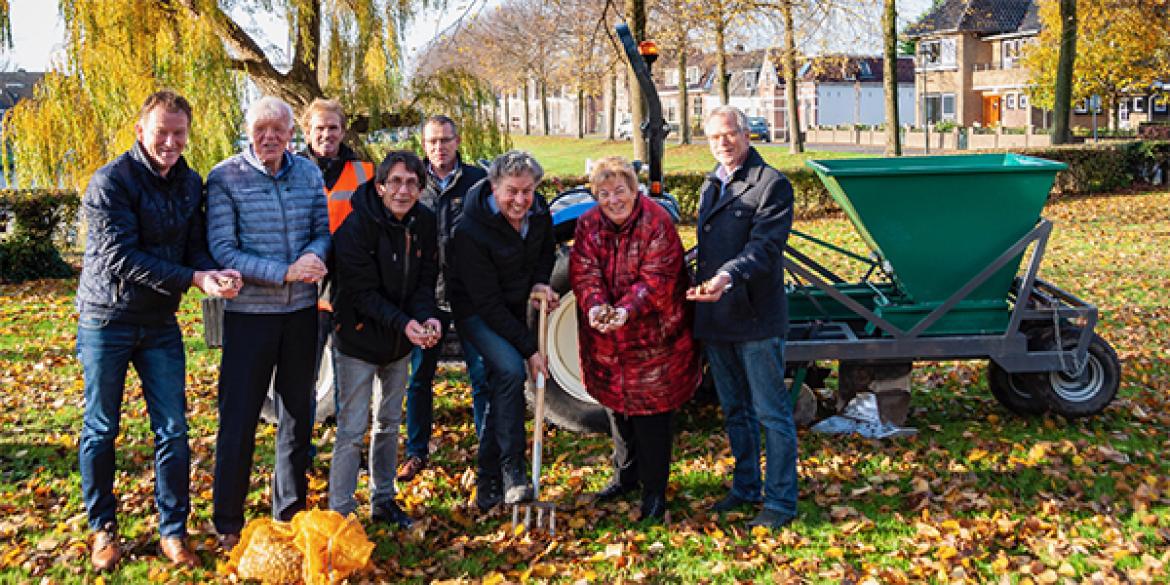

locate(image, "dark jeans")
[[213, 308, 316, 535], [77, 317, 190, 537], [705, 336, 798, 517], [454, 315, 529, 481], [607, 409, 675, 500], [405, 311, 489, 460]]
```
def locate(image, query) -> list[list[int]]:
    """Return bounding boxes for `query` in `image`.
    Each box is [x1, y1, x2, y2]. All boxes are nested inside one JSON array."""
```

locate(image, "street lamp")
[[918, 42, 940, 153]]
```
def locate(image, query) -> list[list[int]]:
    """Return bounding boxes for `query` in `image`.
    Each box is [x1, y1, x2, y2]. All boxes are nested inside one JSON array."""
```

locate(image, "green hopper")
[[785, 154, 1120, 419]]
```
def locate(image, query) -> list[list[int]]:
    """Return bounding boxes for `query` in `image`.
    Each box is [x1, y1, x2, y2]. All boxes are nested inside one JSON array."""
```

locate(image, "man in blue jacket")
[[76, 90, 242, 571], [687, 105, 797, 530]]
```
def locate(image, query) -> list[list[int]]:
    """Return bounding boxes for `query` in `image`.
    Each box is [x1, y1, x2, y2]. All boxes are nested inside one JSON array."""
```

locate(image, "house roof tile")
[[906, 0, 1034, 37]]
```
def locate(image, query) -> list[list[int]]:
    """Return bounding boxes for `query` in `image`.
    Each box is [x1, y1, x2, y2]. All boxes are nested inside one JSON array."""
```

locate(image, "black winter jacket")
[[332, 180, 439, 365], [693, 147, 794, 342], [447, 179, 554, 359], [76, 142, 217, 325], [419, 156, 487, 306]]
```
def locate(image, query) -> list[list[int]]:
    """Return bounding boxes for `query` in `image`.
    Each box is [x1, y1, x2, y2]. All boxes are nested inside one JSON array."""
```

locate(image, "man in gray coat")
[[687, 105, 797, 530]]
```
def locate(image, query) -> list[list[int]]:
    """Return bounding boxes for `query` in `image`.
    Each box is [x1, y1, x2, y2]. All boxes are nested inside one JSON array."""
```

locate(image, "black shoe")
[[371, 501, 413, 529], [711, 493, 758, 513], [747, 508, 794, 530], [502, 465, 533, 505], [476, 475, 503, 512], [640, 494, 667, 523], [593, 481, 638, 503]]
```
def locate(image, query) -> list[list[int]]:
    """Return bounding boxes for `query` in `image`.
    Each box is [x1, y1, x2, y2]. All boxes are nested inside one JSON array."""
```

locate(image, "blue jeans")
[[454, 315, 529, 481], [329, 351, 409, 515], [704, 336, 798, 517], [405, 316, 490, 459], [77, 317, 190, 537]]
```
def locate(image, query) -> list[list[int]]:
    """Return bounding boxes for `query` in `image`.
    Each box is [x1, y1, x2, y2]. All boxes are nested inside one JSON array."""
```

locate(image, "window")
[[1002, 39, 1023, 69], [665, 70, 679, 87], [687, 66, 700, 85], [1155, 96, 1167, 113], [1018, 93, 1029, 110], [693, 98, 703, 118], [1005, 93, 1017, 109], [859, 61, 873, 77], [1119, 100, 1130, 121], [745, 69, 759, 91], [1132, 97, 1144, 113], [667, 106, 677, 123], [923, 93, 957, 122], [919, 39, 957, 70]]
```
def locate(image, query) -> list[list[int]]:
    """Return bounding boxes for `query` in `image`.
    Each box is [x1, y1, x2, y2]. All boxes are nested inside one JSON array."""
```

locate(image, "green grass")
[[507, 134, 864, 176], [1, 191, 1168, 583]]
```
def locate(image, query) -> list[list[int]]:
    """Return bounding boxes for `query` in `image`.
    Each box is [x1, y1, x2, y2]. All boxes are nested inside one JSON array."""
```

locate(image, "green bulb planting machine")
[[787, 153, 1120, 418]]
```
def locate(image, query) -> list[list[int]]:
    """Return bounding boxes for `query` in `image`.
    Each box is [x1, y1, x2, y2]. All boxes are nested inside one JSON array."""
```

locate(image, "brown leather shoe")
[[396, 456, 426, 482], [217, 533, 240, 553], [160, 536, 198, 568], [90, 529, 121, 572]]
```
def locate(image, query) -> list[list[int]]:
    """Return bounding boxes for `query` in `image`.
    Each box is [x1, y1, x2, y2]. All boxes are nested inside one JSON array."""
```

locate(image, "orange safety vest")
[[319, 160, 373, 312], [326, 160, 375, 234]]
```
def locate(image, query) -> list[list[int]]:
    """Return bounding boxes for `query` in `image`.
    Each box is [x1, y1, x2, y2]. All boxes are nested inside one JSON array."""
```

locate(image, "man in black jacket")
[[76, 90, 241, 571], [687, 105, 797, 530], [398, 115, 491, 483], [329, 150, 440, 528], [448, 150, 558, 510]]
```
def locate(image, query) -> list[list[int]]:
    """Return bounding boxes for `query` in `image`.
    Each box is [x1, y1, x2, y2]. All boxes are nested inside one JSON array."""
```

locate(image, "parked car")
[[747, 116, 770, 141]]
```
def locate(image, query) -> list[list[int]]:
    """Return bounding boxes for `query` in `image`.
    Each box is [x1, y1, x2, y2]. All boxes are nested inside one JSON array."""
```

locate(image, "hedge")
[[542, 168, 834, 223], [0, 189, 80, 283], [542, 141, 1170, 224]]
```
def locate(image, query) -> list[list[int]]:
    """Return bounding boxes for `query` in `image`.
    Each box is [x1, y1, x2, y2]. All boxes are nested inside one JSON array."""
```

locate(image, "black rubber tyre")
[[986, 360, 1048, 416], [528, 242, 609, 434], [1022, 328, 1120, 418]]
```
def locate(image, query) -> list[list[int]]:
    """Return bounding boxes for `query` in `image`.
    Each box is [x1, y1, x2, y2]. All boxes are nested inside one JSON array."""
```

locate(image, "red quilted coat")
[[569, 194, 700, 415]]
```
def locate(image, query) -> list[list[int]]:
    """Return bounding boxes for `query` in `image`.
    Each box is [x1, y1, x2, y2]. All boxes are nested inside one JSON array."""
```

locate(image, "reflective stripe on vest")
[[326, 160, 374, 233]]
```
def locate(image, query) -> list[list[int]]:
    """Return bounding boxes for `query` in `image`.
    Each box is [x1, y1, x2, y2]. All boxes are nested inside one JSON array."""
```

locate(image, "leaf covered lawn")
[[1, 192, 1168, 584]]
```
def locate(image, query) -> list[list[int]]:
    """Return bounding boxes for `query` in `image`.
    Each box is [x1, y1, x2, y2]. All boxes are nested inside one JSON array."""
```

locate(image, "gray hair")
[[704, 105, 749, 135], [245, 96, 295, 133], [488, 150, 544, 184]]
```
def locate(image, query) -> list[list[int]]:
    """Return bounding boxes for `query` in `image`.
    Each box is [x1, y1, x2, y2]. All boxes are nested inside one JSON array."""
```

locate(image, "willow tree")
[[2, 0, 421, 190]]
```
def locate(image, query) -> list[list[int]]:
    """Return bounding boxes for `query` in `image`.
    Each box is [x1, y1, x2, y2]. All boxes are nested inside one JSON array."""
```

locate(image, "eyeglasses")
[[382, 177, 421, 191], [424, 136, 457, 146]]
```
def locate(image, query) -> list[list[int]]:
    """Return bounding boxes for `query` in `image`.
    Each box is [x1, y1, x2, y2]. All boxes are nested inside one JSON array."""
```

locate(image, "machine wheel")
[[528, 244, 609, 434], [1023, 329, 1120, 418], [986, 360, 1048, 416]]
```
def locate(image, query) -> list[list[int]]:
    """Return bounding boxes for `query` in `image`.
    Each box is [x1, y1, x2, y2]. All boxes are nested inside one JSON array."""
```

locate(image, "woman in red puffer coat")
[[569, 156, 700, 523]]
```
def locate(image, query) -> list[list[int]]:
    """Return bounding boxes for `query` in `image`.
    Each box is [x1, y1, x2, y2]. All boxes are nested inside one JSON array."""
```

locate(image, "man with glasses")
[[397, 115, 491, 483], [329, 150, 440, 527]]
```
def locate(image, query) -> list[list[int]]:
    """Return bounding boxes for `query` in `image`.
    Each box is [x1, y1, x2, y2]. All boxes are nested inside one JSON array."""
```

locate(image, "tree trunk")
[[716, 20, 729, 105], [782, 0, 803, 153], [540, 81, 550, 135], [626, 0, 647, 162], [882, 0, 902, 155], [577, 87, 585, 138], [503, 88, 511, 136], [1051, 0, 1077, 145], [608, 72, 617, 140], [679, 50, 691, 144], [523, 81, 531, 135]]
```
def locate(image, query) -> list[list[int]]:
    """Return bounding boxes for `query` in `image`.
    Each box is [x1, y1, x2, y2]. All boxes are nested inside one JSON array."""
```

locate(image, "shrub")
[[0, 189, 80, 283], [1016, 141, 1170, 194]]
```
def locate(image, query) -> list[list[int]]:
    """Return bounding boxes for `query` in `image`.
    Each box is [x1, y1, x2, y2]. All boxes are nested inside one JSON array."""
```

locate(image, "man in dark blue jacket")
[[447, 150, 558, 510], [76, 90, 241, 571], [398, 115, 491, 483], [687, 105, 797, 530]]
